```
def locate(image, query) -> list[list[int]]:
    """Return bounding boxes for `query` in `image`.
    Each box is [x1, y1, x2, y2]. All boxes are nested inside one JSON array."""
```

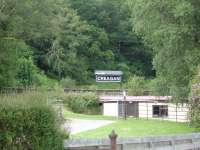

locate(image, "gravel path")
[[63, 119, 114, 134]]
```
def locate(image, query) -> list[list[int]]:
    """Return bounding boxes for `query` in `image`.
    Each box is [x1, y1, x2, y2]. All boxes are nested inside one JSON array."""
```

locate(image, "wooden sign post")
[[95, 70, 127, 120]]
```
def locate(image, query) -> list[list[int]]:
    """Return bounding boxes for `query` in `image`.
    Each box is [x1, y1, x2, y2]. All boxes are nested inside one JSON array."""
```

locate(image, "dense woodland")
[[0, 0, 200, 102]]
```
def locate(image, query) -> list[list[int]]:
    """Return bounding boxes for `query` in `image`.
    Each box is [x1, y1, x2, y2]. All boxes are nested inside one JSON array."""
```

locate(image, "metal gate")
[[118, 101, 139, 117], [127, 102, 139, 117]]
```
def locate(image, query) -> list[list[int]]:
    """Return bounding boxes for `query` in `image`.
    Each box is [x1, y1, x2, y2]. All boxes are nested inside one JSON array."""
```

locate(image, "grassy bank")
[[73, 118, 196, 138], [64, 109, 116, 120], [64, 109, 197, 139]]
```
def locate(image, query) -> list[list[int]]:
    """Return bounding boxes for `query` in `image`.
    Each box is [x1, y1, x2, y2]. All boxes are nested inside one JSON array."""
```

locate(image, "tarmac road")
[[63, 118, 114, 134]]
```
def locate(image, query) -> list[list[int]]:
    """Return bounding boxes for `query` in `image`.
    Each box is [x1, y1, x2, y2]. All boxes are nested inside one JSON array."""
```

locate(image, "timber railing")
[[64, 131, 200, 150], [64, 88, 126, 96], [64, 88, 152, 96], [0, 87, 37, 94]]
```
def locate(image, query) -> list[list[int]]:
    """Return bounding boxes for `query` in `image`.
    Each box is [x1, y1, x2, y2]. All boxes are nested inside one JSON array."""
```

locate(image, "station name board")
[[96, 75, 121, 82]]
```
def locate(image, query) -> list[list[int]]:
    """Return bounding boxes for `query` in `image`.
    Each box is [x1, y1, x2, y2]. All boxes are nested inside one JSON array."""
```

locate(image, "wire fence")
[[137, 103, 189, 122]]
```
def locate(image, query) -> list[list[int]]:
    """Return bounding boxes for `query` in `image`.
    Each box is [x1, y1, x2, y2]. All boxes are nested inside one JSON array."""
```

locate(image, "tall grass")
[[0, 91, 48, 108]]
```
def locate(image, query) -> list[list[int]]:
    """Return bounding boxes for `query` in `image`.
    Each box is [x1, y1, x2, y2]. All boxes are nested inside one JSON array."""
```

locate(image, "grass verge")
[[64, 109, 197, 139], [73, 118, 197, 138], [64, 109, 116, 120]]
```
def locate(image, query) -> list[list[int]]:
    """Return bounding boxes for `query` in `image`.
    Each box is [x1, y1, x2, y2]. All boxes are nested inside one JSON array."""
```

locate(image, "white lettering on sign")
[[96, 75, 121, 82]]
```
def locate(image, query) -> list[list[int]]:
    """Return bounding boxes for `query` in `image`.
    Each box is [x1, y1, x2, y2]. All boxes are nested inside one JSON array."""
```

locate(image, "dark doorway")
[[153, 105, 168, 118]]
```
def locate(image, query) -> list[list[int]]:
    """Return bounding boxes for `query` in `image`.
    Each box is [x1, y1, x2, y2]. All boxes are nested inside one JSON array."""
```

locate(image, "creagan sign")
[[95, 70, 123, 83], [96, 76, 121, 82]]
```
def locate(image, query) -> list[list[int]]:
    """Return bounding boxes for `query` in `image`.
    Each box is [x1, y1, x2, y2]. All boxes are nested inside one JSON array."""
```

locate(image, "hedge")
[[189, 67, 200, 129], [62, 92, 100, 114], [0, 92, 66, 150]]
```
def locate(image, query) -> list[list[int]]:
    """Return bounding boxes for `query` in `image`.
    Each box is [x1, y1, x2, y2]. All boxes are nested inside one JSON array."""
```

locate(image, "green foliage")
[[147, 78, 170, 96], [0, 38, 37, 87], [189, 67, 200, 129], [60, 77, 76, 88], [0, 37, 56, 88], [67, 0, 154, 80], [0, 92, 66, 150], [125, 76, 171, 96], [15, 40, 36, 87], [33, 72, 58, 89], [95, 83, 121, 89], [17, 57, 35, 86], [63, 93, 100, 114], [0, 0, 155, 86], [0, 38, 18, 88], [117, 63, 131, 82], [129, 0, 200, 101], [125, 76, 147, 95]]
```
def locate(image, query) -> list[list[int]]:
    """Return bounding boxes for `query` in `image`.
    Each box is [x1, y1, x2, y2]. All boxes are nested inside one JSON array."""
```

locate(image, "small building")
[[100, 96, 189, 122]]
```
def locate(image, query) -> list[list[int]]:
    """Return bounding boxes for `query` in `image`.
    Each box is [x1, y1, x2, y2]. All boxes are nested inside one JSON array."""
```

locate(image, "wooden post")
[[123, 90, 127, 120], [109, 130, 118, 150], [147, 103, 149, 120], [176, 103, 178, 123]]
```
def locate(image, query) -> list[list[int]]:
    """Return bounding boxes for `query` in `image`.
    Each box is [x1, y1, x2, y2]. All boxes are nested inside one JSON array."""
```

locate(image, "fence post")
[[176, 103, 178, 123], [109, 130, 118, 150]]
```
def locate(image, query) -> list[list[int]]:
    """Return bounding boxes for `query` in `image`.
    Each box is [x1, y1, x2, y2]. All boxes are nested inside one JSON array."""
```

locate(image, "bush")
[[60, 77, 76, 88], [125, 76, 147, 95], [33, 71, 58, 89], [189, 67, 200, 129], [0, 92, 66, 150], [147, 78, 170, 96], [63, 93, 100, 114]]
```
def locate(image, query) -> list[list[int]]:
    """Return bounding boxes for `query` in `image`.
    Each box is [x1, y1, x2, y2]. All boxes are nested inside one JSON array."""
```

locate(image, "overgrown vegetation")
[[189, 67, 200, 129], [60, 77, 76, 89], [0, 92, 67, 150], [128, 0, 200, 101], [62, 93, 100, 114], [125, 76, 147, 95], [1, 0, 200, 130], [0, 0, 154, 88]]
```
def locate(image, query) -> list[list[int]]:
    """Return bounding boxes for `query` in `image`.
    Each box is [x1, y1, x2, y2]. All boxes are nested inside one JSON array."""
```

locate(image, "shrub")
[[147, 78, 170, 96], [125, 76, 147, 95], [60, 77, 76, 88], [63, 93, 100, 114], [33, 71, 58, 89], [189, 67, 200, 129], [0, 92, 66, 150]]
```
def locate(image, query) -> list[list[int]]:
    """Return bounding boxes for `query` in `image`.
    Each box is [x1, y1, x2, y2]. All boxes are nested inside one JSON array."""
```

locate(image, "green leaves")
[[68, 0, 154, 80], [129, 0, 200, 101], [63, 93, 100, 114], [0, 92, 65, 150], [0, 38, 18, 87], [0, 0, 155, 86]]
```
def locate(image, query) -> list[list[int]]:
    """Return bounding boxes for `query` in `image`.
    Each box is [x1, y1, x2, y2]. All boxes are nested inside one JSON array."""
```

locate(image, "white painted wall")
[[168, 103, 189, 122], [103, 102, 118, 116], [138, 102, 189, 122], [102, 101, 189, 122]]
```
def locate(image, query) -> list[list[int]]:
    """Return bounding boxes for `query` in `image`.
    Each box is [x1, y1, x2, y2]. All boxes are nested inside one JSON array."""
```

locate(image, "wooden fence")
[[0, 87, 37, 94], [64, 131, 200, 150], [64, 88, 152, 96], [64, 88, 126, 96]]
